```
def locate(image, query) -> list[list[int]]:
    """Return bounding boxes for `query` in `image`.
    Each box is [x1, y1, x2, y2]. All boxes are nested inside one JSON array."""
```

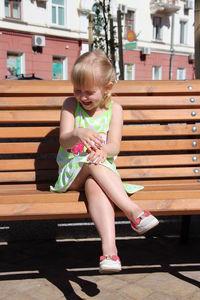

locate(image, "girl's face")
[[74, 85, 105, 112]]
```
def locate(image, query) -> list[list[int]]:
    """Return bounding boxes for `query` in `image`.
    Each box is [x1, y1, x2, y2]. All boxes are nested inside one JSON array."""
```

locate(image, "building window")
[[177, 68, 186, 80], [152, 66, 162, 80], [7, 52, 25, 78], [124, 10, 135, 39], [124, 64, 135, 80], [180, 20, 187, 44], [52, 56, 68, 80], [152, 16, 162, 40], [52, 0, 65, 26], [5, 0, 21, 19]]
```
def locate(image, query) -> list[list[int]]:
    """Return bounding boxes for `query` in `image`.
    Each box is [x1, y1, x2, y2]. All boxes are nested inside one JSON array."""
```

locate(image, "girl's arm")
[[103, 102, 123, 157], [59, 97, 79, 149]]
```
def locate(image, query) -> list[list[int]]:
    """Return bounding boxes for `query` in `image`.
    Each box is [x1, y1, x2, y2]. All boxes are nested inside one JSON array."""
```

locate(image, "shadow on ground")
[[0, 235, 200, 299]]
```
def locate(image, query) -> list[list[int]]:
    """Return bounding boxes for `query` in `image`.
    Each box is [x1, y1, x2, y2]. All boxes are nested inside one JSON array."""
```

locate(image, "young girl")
[[51, 50, 159, 274]]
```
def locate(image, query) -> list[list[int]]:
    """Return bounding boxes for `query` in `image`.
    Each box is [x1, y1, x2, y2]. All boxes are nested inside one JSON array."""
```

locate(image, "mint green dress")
[[50, 101, 143, 194]]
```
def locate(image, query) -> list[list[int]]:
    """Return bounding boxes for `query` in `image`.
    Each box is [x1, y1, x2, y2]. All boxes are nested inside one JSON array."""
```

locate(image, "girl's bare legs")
[[69, 163, 143, 223], [85, 177, 117, 256]]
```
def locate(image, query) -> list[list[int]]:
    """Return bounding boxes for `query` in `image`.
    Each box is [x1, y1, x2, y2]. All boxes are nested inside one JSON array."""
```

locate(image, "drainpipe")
[[169, 13, 175, 80]]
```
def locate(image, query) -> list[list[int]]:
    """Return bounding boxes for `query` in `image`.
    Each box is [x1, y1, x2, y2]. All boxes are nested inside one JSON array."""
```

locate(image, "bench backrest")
[[0, 80, 200, 190]]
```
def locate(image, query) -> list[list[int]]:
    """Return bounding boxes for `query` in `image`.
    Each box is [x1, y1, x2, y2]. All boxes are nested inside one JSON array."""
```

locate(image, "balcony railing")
[[150, 0, 181, 15]]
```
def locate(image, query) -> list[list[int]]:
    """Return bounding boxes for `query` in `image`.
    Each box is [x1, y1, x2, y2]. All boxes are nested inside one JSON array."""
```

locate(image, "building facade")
[[0, 0, 195, 80]]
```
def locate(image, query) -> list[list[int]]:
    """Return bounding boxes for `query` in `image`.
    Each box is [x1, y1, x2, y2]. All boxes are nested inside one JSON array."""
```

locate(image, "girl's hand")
[[76, 128, 104, 152], [88, 148, 107, 165]]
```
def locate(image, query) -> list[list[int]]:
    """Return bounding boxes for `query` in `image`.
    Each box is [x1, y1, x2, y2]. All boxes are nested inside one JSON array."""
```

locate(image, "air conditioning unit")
[[188, 53, 194, 62], [32, 35, 46, 47], [118, 4, 128, 14], [184, 0, 193, 10], [142, 47, 151, 55]]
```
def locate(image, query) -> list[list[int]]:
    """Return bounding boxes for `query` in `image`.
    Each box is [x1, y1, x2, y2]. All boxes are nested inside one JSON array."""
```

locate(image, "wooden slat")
[[112, 80, 200, 95], [120, 139, 200, 152], [0, 166, 199, 183], [0, 126, 59, 138], [114, 95, 200, 108], [119, 167, 200, 179], [1, 154, 199, 172], [124, 109, 200, 122], [1, 109, 200, 123], [0, 110, 60, 123], [1, 95, 200, 109], [0, 142, 59, 154], [0, 80, 73, 95], [1, 189, 200, 202], [1, 179, 200, 192], [0, 139, 199, 154], [0, 201, 88, 221], [122, 124, 200, 137], [1, 80, 200, 95], [0, 170, 57, 183], [0, 124, 199, 139], [0, 189, 200, 221], [116, 154, 200, 167], [0, 96, 66, 109], [0, 159, 57, 171]]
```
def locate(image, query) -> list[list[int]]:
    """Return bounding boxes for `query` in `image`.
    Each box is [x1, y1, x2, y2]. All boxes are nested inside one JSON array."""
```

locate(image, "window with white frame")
[[124, 64, 135, 80], [52, 56, 68, 80], [180, 20, 187, 44], [7, 52, 25, 78], [152, 16, 162, 40], [152, 66, 162, 80], [177, 68, 186, 80], [52, 0, 66, 26], [5, 0, 21, 19]]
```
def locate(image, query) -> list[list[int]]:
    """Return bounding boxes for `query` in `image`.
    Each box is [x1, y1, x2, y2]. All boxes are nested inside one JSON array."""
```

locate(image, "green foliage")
[[92, 0, 117, 68]]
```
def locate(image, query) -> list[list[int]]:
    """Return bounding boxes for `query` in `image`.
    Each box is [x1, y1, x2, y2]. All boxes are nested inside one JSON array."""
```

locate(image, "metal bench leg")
[[180, 215, 191, 244]]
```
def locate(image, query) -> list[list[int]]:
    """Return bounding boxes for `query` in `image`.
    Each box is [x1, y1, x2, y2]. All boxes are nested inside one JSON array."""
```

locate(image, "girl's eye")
[[74, 90, 81, 94], [86, 91, 96, 96]]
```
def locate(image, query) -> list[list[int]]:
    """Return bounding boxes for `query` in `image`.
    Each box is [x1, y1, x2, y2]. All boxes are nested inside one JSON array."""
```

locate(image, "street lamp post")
[[195, 0, 200, 79], [117, 9, 124, 80]]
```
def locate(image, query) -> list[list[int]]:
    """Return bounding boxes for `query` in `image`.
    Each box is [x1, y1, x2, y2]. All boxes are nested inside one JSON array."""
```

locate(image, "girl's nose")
[[80, 93, 87, 100]]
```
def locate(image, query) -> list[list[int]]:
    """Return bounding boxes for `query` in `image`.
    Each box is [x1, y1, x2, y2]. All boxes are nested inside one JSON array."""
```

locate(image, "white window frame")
[[152, 16, 163, 41], [152, 65, 162, 80], [177, 68, 186, 80], [7, 51, 25, 78], [179, 19, 188, 45], [124, 64, 135, 80], [52, 56, 68, 80], [5, 0, 22, 20], [51, 0, 69, 28]]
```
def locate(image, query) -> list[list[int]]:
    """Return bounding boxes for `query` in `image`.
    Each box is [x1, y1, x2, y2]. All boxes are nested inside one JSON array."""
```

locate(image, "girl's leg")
[[84, 164, 143, 222], [69, 163, 142, 222], [85, 176, 117, 256]]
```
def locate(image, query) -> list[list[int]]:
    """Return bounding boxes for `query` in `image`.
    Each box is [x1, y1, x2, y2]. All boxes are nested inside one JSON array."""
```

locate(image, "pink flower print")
[[78, 141, 84, 153], [69, 140, 85, 155]]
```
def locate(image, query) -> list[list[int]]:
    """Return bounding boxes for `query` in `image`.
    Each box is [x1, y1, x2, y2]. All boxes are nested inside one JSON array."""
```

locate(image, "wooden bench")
[[0, 80, 200, 239]]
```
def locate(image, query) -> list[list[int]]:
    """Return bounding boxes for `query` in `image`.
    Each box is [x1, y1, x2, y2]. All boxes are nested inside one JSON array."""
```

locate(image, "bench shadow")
[[0, 236, 200, 299], [35, 127, 60, 192]]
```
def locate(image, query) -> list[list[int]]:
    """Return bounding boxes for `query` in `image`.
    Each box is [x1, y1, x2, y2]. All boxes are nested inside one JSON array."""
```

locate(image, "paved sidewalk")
[[0, 234, 200, 300]]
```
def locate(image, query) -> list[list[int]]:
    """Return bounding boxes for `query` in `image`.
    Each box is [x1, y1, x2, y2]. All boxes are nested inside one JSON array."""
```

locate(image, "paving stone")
[[142, 292, 180, 300], [138, 272, 199, 298], [120, 282, 153, 300], [184, 291, 200, 300]]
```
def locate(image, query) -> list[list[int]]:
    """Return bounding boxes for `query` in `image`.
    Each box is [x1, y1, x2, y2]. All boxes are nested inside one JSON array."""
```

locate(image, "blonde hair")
[[71, 50, 116, 108]]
